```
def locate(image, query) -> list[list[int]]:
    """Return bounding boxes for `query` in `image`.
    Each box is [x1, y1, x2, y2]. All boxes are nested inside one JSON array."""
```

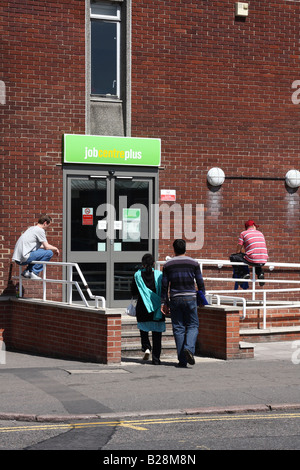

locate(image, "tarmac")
[[1, 340, 300, 423]]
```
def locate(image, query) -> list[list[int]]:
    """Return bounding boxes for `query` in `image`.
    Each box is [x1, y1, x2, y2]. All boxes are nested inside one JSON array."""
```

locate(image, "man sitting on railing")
[[230, 219, 268, 287], [12, 214, 60, 280]]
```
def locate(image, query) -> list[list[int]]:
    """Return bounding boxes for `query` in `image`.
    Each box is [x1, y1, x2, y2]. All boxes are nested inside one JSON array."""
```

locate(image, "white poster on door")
[[123, 208, 141, 242]]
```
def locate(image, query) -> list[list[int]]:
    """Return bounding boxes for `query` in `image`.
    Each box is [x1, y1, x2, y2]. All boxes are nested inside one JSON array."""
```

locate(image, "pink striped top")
[[238, 228, 268, 264]]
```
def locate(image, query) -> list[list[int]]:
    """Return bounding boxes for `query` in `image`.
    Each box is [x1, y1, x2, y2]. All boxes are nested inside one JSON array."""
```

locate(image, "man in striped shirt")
[[231, 220, 268, 286]]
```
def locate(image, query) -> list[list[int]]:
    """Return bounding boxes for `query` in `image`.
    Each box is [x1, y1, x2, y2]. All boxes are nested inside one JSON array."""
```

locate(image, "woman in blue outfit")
[[131, 253, 166, 365]]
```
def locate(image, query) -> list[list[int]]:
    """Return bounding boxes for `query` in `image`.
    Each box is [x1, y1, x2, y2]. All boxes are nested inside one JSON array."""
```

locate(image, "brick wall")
[[131, 0, 300, 264], [0, 300, 11, 342], [1, 0, 300, 303], [241, 306, 300, 329], [0, 298, 122, 364], [1, 0, 86, 296]]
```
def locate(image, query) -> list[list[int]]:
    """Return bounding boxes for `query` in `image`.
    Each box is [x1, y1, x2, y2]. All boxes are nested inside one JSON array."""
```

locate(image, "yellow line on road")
[[1, 412, 300, 434], [118, 423, 149, 431]]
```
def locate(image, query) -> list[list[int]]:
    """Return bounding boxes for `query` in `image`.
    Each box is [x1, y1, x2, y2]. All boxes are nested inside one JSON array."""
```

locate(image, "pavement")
[[1, 340, 300, 422]]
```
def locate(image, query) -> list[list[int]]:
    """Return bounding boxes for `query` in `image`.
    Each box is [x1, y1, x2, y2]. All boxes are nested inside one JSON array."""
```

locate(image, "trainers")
[[258, 273, 265, 287], [175, 362, 187, 368], [184, 349, 195, 365], [30, 272, 41, 280], [143, 349, 150, 361], [21, 270, 31, 278]]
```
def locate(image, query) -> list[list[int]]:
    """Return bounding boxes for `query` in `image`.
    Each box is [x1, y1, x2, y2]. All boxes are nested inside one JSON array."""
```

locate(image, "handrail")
[[207, 294, 247, 319], [14, 261, 106, 309], [156, 258, 300, 329]]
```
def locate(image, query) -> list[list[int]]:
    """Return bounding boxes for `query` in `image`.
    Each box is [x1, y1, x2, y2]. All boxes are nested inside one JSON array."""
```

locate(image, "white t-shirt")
[[12, 225, 48, 263]]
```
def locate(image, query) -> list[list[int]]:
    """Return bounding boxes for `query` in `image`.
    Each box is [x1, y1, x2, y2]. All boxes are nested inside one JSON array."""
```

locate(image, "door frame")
[[63, 165, 159, 307]]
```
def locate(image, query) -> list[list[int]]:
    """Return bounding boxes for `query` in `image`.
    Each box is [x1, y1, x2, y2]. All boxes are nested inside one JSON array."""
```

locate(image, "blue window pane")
[[91, 20, 117, 95]]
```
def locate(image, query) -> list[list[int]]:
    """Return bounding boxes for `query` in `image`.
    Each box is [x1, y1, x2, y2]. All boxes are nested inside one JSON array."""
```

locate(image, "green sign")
[[63, 134, 161, 167]]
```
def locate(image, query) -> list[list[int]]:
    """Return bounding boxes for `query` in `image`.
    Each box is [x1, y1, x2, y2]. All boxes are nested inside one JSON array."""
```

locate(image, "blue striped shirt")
[[161, 256, 205, 303]]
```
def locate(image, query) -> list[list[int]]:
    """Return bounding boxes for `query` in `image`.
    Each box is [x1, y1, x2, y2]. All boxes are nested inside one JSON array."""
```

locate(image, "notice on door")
[[82, 207, 93, 225], [123, 208, 141, 242]]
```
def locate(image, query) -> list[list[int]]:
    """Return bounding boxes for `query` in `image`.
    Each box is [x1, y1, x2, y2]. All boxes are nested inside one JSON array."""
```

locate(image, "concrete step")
[[121, 342, 177, 358], [121, 316, 177, 358]]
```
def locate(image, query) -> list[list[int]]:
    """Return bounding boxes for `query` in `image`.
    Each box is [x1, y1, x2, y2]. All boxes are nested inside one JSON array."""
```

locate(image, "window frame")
[[90, 2, 121, 98]]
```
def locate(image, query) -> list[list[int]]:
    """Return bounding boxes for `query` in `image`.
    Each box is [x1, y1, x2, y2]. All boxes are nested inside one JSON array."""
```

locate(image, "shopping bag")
[[126, 298, 137, 316]]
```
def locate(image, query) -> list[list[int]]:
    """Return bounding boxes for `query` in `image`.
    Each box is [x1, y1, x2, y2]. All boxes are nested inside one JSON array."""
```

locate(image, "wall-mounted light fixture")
[[206, 168, 300, 190], [285, 170, 300, 189], [207, 167, 225, 187], [235, 2, 249, 17]]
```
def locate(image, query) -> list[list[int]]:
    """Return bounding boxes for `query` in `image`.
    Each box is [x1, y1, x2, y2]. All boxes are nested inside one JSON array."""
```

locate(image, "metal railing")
[[156, 259, 300, 329], [14, 258, 300, 325], [14, 261, 106, 309]]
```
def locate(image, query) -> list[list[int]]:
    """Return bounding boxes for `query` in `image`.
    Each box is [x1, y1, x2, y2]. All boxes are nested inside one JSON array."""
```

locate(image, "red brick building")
[[1, 0, 300, 308]]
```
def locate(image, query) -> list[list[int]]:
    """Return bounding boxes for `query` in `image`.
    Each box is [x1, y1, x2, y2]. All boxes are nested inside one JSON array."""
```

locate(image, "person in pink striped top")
[[230, 220, 268, 286]]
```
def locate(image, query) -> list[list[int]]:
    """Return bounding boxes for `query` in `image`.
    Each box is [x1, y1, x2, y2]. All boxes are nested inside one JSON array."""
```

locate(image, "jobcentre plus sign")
[[64, 134, 161, 167], [84, 146, 142, 161]]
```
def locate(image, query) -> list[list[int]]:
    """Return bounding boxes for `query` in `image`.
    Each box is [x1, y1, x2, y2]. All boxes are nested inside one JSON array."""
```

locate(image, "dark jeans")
[[169, 295, 199, 365], [140, 330, 162, 362], [230, 253, 264, 277]]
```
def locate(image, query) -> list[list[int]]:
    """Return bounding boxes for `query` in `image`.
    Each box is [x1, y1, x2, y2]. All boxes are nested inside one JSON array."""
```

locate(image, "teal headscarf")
[[134, 269, 162, 320]]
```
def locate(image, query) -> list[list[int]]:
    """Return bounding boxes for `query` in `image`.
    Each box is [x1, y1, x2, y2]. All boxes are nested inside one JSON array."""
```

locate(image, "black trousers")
[[140, 330, 162, 361], [230, 253, 264, 277]]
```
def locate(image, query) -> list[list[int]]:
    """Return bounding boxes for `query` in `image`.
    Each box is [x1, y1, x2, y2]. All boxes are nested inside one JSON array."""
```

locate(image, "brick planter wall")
[[198, 306, 254, 360], [0, 298, 121, 364]]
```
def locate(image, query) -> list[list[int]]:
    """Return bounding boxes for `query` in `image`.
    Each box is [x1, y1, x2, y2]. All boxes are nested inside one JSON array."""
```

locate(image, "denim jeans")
[[18, 248, 53, 274], [170, 295, 199, 365], [230, 253, 264, 277]]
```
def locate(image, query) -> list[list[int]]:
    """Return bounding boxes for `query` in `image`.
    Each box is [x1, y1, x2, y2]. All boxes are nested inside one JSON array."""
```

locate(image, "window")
[[90, 2, 121, 98]]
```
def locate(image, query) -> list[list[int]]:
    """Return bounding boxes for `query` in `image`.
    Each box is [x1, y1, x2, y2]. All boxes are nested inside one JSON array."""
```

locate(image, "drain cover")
[[65, 369, 129, 374]]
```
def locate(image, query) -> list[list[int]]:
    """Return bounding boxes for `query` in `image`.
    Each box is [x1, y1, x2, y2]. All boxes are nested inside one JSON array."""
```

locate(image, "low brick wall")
[[240, 328, 300, 343], [240, 305, 300, 330], [197, 305, 254, 360], [197, 304, 300, 359], [0, 297, 122, 364], [3, 298, 300, 364]]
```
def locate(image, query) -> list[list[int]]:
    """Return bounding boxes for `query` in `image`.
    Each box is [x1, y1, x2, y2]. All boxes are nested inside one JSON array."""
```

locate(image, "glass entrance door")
[[65, 170, 157, 307]]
